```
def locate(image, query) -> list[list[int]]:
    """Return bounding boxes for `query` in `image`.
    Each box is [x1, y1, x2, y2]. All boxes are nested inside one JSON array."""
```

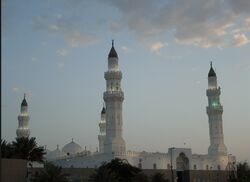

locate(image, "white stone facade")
[[47, 44, 236, 171]]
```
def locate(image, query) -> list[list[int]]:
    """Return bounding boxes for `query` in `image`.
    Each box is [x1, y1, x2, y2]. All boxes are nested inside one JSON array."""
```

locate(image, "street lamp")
[[170, 147, 175, 182]]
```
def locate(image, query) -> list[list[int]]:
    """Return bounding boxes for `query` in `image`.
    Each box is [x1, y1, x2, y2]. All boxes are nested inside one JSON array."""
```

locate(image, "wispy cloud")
[[12, 87, 20, 93], [33, 14, 98, 47], [100, 0, 250, 48], [56, 48, 69, 56], [149, 42, 167, 54], [57, 62, 65, 69], [121, 46, 129, 53], [233, 33, 249, 47], [67, 32, 97, 47]]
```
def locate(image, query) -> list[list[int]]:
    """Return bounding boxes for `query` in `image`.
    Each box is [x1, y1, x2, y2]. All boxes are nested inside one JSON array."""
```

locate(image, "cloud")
[[233, 33, 249, 47], [33, 14, 98, 47], [121, 46, 129, 53], [100, 0, 250, 48], [149, 42, 167, 54], [56, 48, 69, 56], [57, 62, 65, 69], [67, 32, 97, 47], [12, 87, 20, 93]]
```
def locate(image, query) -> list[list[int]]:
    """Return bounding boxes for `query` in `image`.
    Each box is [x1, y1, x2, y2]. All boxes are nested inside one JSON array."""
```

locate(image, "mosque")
[[16, 41, 236, 171]]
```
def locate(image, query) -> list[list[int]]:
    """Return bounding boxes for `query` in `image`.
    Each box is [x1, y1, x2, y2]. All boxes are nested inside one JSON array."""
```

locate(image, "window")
[[217, 165, 221, 170], [206, 165, 209, 170], [138, 163, 142, 169], [153, 163, 157, 169], [193, 164, 197, 170]]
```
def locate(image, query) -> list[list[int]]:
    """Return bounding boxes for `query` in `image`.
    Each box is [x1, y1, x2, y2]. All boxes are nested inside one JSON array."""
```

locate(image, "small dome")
[[108, 40, 118, 58], [208, 62, 216, 77], [62, 140, 82, 155], [46, 145, 66, 159]]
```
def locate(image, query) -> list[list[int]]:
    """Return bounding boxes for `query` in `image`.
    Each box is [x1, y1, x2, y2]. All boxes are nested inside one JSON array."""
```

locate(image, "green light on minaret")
[[212, 101, 218, 108]]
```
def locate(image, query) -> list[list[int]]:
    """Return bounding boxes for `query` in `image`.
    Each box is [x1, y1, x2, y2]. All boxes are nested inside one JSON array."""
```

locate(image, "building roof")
[[208, 62, 216, 77], [108, 40, 118, 58]]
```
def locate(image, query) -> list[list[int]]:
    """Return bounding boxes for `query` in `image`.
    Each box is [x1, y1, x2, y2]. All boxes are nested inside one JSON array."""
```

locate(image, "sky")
[[2, 0, 250, 162]]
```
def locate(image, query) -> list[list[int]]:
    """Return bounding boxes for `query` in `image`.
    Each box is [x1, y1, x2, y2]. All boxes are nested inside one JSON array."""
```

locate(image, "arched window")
[[153, 163, 157, 169], [217, 165, 221, 170], [206, 165, 209, 170], [193, 164, 197, 170]]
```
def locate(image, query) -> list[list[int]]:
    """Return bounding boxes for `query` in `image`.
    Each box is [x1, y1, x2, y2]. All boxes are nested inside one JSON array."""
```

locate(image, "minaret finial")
[[24, 93, 26, 99], [72, 138, 74, 142], [57, 144, 59, 149], [210, 61, 213, 68], [112, 40, 114, 47]]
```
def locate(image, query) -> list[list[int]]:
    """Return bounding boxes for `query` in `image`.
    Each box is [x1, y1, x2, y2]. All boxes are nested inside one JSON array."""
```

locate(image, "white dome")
[[62, 140, 82, 155], [46, 146, 66, 160]]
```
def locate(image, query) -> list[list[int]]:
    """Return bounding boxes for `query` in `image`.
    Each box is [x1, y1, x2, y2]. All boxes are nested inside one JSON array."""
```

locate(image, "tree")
[[1, 140, 14, 158], [32, 162, 69, 182], [132, 172, 149, 182], [236, 162, 250, 182], [1, 137, 45, 162], [151, 172, 169, 182], [89, 158, 141, 182], [88, 166, 120, 182]]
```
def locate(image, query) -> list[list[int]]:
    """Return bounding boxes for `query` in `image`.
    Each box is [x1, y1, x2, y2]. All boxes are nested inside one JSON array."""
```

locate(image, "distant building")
[[45, 41, 236, 172]]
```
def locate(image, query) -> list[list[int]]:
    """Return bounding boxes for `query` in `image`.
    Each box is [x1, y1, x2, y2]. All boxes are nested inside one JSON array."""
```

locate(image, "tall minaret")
[[16, 94, 30, 138], [98, 104, 106, 153], [206, 62, 227, 155], [103, 40, 126, 155]]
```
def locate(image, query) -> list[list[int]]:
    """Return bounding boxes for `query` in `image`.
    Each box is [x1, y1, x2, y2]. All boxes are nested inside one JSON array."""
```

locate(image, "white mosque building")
[[18, 41, 236, 171]]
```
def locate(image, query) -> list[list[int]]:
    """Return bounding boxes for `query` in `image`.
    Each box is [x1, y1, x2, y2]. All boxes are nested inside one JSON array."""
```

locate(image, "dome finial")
[[72, 138, 74, 142], [57, 144, 59, 150]]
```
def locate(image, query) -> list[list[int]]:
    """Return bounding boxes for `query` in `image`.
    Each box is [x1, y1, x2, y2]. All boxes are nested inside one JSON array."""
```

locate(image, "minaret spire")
[[206, 63, 227, 155], [112, 39, 114, 47], [16, 94, 30, 138]]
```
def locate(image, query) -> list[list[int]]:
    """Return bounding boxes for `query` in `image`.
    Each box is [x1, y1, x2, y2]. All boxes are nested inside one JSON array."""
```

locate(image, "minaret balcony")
[[206, 88, 221, 96], [206, 106, 223, 114], [103, 91, 124, 101], [105, 71, 122, 80]]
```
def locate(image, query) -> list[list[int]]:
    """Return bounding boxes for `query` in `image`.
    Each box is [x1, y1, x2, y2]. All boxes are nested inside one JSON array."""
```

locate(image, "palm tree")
[[32, 162, 69, 182], [12, 137, 45, 162], [1, 140, 14, 158]]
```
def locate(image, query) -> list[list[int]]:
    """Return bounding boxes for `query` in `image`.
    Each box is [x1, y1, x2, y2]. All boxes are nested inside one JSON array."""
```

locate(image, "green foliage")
[[236, 162, 250, 182], [1, 140, 14, 158], [32, 162, 69, 182], [89, 158, 141, 182], [1, 137, 45, 162]]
